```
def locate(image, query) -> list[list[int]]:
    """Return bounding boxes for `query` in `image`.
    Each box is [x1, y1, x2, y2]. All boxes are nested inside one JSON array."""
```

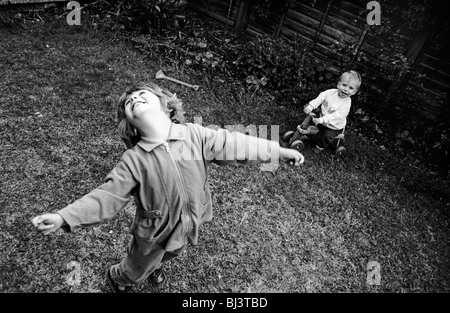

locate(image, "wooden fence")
[[188, 0, 450, 119], [2, 0, 448, 118]]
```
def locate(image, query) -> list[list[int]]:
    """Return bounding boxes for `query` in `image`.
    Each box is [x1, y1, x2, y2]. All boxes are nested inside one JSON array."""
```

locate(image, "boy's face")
[[337, 77, 359, 98], [124, 89, 163, 124]]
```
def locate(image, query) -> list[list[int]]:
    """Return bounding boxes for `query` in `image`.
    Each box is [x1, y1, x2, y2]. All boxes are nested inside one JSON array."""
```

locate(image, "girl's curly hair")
[[116, 82, 185, 149]]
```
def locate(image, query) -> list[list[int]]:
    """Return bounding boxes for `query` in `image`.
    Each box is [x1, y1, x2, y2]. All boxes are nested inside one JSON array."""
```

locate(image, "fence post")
[[225, 0, 234, 32], [275, 0, 292, 39], [312, 0, 333, 47], [234, 0, 252, 37], [348, 25, 370, 69]]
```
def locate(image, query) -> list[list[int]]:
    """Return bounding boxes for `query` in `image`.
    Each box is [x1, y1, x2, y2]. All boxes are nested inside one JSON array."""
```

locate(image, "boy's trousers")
[[312, 124, 343, 149], [110, 237, 186, 286]]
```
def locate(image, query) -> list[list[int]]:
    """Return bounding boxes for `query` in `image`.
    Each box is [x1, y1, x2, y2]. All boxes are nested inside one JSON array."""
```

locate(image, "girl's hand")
[[312, 117, 320, 125], [279, 147, 305, 166], [31, 213, 65, 235]]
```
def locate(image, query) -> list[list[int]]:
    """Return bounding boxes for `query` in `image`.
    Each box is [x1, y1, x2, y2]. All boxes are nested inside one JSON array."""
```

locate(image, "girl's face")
[[124, 89, 164, 124], [337, 77, 359, 98]]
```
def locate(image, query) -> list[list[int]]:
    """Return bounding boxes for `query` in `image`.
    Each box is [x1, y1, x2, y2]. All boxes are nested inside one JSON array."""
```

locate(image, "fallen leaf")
[[375, 124, 383, 134]]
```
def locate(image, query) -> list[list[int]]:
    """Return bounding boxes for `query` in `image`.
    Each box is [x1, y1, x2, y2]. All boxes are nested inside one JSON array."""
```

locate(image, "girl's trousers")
[[110, 237, 186, 286]]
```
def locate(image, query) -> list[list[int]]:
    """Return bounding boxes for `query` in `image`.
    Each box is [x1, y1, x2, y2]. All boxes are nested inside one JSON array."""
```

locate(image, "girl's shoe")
[[149, 267, 166, 286], [105, 268, 131, 293]]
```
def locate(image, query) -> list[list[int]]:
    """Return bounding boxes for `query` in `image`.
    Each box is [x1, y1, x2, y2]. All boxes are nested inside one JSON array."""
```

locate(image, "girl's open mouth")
[[132, 102, 144, 111]]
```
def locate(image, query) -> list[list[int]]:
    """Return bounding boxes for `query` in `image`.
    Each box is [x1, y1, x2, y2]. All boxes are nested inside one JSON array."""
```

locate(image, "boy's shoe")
[[297, 125, 319, 135], [105, 268, 131, 293], [149, 267, 166, 286], [313, 145, 324, 154]]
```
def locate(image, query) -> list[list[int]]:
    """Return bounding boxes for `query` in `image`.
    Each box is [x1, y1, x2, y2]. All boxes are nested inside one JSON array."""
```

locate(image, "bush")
[[228, 35, 339, 100], [87, 0, 186, 34]]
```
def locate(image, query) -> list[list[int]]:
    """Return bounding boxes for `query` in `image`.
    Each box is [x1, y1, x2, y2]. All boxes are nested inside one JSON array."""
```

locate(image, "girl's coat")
[[58, 123, 280, 255]]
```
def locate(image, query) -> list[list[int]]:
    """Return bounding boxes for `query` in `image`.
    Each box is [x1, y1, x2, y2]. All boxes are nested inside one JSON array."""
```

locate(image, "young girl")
[[31, 83, 304, 292]]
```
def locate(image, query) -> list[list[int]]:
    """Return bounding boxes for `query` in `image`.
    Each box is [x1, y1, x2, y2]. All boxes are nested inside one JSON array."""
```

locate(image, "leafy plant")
[[251, 0, 288, 19], [230, 35, 299, 90], [87, 0, 187, 34], [127, 13, 234, 73], [183, 37, 224, 72]]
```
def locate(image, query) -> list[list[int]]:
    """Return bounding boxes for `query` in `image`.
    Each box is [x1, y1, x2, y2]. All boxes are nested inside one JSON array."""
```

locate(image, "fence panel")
[[187, 0, 449, 119]]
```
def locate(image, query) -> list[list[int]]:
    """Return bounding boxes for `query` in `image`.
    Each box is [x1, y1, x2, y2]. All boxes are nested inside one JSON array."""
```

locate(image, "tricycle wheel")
[[335, 146, 346, 155], [290, 140, 304, 151], [283, 131, 295, 142]]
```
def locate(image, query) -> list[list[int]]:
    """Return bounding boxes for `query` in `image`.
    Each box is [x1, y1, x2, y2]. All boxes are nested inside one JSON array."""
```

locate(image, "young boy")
[[31, 83, 304, 293], [303, 70, 361, 153]]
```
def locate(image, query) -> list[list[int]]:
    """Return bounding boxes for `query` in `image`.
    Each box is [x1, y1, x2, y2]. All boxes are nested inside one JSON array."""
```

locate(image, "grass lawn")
[[1, 8, 449, 293]]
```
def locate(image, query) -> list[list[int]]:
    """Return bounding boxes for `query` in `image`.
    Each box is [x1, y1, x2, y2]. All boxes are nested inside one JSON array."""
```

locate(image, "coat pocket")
[[131, 210, 167, 242]]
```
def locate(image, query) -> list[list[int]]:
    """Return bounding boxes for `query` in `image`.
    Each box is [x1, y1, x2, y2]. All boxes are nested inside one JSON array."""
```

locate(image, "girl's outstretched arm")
[[31, 151, 138, 233]]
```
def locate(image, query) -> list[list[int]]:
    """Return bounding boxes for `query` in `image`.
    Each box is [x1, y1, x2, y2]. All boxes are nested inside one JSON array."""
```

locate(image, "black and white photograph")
[[1, 0, 449, 300]]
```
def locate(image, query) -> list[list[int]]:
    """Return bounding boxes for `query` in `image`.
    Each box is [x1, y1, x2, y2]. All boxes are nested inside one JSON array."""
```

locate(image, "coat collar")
[[137, 123, 186, 152]]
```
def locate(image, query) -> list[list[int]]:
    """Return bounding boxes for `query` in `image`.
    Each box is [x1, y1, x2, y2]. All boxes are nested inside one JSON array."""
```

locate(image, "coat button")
[[154, 211, 161, 216]]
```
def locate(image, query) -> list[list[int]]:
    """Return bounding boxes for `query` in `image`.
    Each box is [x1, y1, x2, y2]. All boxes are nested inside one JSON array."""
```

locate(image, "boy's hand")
[[312, 117, 320, 125], [303, 106, 312, 114], [31, 213, 65, 235], [279, 147, 305, 166]]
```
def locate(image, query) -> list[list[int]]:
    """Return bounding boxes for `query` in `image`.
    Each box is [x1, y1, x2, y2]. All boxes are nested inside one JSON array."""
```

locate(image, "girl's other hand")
[[31, 213, 65, 235]]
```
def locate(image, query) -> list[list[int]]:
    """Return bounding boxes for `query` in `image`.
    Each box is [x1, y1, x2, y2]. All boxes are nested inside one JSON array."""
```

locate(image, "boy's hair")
[[117, 82, 185, 149], [340, 70, 362, 89]]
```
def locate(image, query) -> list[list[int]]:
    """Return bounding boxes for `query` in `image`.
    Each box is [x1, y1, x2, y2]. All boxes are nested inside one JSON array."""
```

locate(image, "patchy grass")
[[1, 8, 449, 294]]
